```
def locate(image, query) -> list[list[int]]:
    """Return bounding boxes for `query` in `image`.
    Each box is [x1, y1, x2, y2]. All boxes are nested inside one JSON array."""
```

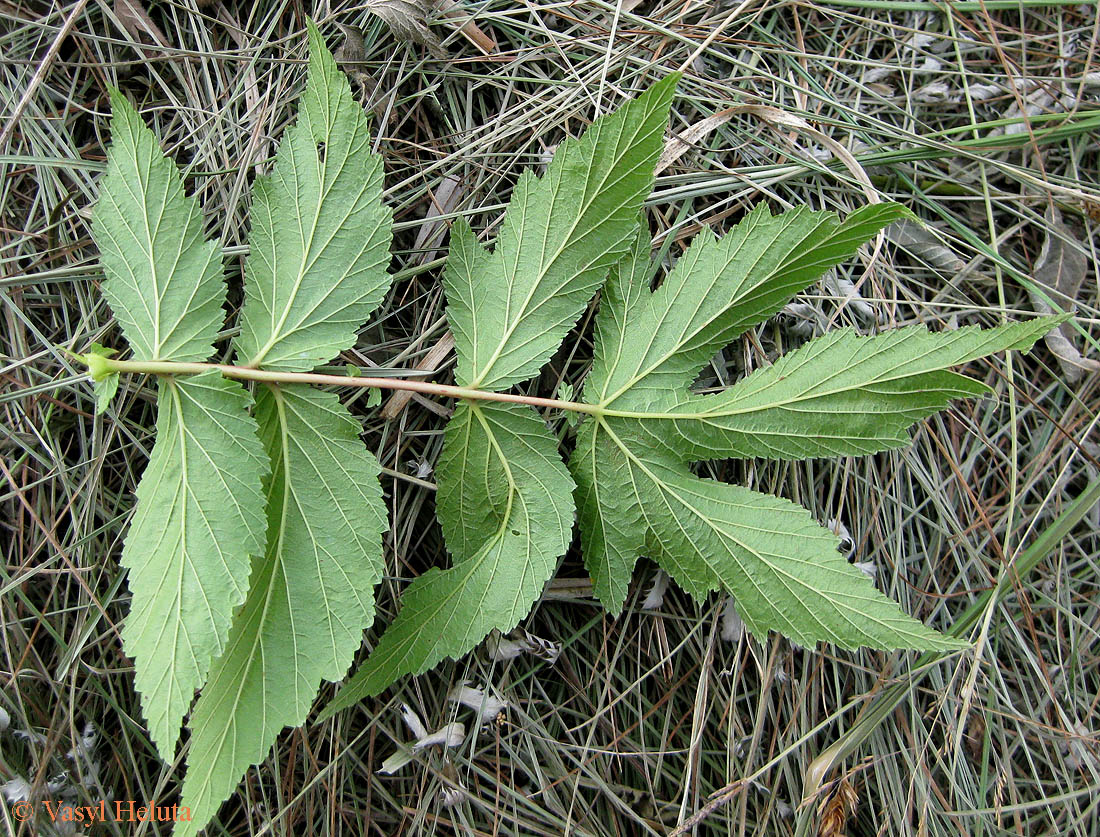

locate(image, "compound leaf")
[[321, 402, 574, 715], [325, 75, 679, 710], [121, 372, 268, 761], [573, 210, 1056, 641], [84, 46, 1070, 827], [444, 74, 677, 391], [92, 89, 226, 362], [177, 386, 386, 835], [234, 20, 393, 371]]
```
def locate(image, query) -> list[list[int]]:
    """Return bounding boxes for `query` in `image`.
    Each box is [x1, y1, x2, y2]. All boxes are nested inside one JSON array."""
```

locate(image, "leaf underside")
[[172, 22, 393, 834], [92, 85, 270, 761], [571, 210, 1055, 650], [324, 402, 574, 712], [233, 22, 394, 372], [94, 21, 394, 835], [177, 386, 386, 836], [324, 73, 680, 713], [120, 372, 268, 761], [444, 73, 678, 391], [88, 30, 1069, 836], [324, 73, 679, 714], [93, 89, 226, 362]]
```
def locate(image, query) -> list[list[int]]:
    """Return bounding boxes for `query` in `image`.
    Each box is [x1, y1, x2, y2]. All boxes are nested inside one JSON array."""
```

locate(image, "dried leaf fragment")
[[1029, 208, 1097, 384], [333, 23, 367, 68], [816, 778, 858, 837], [413, 175, 466, 264], [657, 108, 736, 174], [115, 0, 169, 50], [380, 332, 456, 418], [448, 682, 509, 726], [721, 597, 744, 642], [366, 0, 447, 59], [642, 569, 670, 609], [886, 219, 965, 272], [377, 703, 466, 774], [485, 628, 561, 664]]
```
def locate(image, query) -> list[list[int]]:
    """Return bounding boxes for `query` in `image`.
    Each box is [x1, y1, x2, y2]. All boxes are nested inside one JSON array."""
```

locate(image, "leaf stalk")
[[90, 355, 605, 415]]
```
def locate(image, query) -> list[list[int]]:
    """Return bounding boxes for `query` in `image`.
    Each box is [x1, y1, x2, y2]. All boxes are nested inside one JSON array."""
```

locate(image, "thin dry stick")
[[380, 332, 456, 418]]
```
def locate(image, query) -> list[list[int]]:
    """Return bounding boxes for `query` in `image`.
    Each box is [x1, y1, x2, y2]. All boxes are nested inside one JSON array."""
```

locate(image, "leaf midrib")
[[190, 385, 289, 799], [596, 327, 989, 423], [249, 131, 331, 368]]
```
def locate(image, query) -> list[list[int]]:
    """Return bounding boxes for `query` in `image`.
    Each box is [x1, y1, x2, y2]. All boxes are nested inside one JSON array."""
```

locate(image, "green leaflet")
[[177, 386, 386, 836], [321, 402, 574, 714], [91, 82, 268, 760], [120, 372, 268, 760], [233, 21, 393, 372], [586, 203, 916, 408], [577, 421, 965, 650], [444, 74, 677, 391], [92, 89, 227, 363], [641, 320, 1056, 462], [93, 372, 119, 414], [572, 213, 1053, 648]]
